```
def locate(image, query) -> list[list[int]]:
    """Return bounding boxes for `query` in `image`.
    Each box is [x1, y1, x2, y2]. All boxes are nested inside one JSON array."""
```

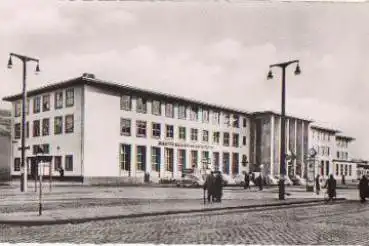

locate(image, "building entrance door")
[[30, 158, 38, 180]]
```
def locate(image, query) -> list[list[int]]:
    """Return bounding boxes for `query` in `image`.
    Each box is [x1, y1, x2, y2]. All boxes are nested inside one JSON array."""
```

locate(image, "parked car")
[[176, 174, 204, 188]]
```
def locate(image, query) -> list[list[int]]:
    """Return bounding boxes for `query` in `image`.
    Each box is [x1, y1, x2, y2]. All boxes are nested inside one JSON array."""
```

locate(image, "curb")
[[0, 198, 346, 226]]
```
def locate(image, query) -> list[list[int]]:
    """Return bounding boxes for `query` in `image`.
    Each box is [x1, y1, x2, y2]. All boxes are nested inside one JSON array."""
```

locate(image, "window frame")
[[65, 114, 74, 134]]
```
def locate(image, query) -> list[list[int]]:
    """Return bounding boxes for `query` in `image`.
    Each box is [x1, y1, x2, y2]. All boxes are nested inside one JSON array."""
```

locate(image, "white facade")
[[5, 75, 251, 184]]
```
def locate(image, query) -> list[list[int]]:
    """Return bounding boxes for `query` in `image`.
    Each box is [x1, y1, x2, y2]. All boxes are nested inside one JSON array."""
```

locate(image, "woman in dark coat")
[[214, 172, 223, 202], [244, 172, 250, 189], [359, 175, 368, 203], [324, 174, 337, 202]]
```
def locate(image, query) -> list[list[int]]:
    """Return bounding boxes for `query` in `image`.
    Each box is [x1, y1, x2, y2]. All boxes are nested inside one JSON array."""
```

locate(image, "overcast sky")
[[1, 1, 368, 158]]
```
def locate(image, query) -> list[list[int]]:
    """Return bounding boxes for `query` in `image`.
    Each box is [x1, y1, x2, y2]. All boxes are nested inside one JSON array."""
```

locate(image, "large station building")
[[2, 73, 363, 184]]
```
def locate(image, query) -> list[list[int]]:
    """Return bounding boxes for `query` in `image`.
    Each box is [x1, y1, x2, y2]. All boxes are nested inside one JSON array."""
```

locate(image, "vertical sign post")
[[38, 161, 43, 216]]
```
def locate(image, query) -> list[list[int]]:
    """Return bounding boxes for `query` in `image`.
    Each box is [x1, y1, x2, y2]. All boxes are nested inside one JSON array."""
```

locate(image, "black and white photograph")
[[1, 0, 369, 245]]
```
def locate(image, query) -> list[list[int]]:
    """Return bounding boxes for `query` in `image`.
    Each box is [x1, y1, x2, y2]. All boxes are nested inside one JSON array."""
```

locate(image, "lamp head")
[[267, 70, 273, 80], [35, 62, 40, 75], [7, 56, 12, 69], [294, 63, 301, 75]]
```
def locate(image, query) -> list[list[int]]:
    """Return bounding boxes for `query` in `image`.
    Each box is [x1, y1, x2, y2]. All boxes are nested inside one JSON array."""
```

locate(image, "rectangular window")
[[232, 115, 239, 128], [232, 133, 239, 147], [243, 136, 247, 146], [42, 94, 50, 112], [151, 147, 160, 172], [42, 118, 50, 136], [178, 105, 186, 119], [336, 164, 339, 176], [223, 152, 230, 174], [202, 130, 209, 142], [136, 146, 146, 171], [165, 148, 174, 172], [54, 156, 62, 171], [326, 161, 329, 176], [120, 144, 131, 171], [55, 91, 63, 109], [33, 96, 41, 113], [152, 100, 161, 115], [120, 118, 131, 136], [190, 128, 198, 141], [349, 165, 352, 176], [14, 123, 21, 139], [25, 99, 30, 115], [65, 155, 73, 171], [136, 121, 147, 138], [232, 153, 239, 174], [165, 103, 174, 118], [201, 151, 209, 169], [26, 122, 29, 138], [42, 144, 50, 154], [152, 123, 161, 138], [179, 127, 186, 140], [337, 151, 340, 159], [166, 125, 174, 139], [224, 113, 230, 127], [54, 116, 63, 135], [223, 132, 230, 146], [213, 132, 220, 144], [243, 118, 247, 127], [327, 147, 330, 156], [14, 102, 21, 117], [33, 120, 40, 137], [14, 158, 20, 172], [136, 97, 147, 113], [65, 115, 74, 133], [190, 106, 198, 121], [340, 164, 343, 175], [344, 165, 348, 176], [212, 111, 220, 125], [191, 150, 198, 168], [320, 161, 324, 176], [120, 95, 131, 111], [66, 88, 74, 107], [202, 109, 209, 123], [178, 149, 186, 172], [213, 152, 220, 171]]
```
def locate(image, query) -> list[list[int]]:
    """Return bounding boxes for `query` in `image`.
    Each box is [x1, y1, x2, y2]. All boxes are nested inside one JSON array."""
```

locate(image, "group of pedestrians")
[[244, 172, 263, 191], [203, 171, 223, 203]]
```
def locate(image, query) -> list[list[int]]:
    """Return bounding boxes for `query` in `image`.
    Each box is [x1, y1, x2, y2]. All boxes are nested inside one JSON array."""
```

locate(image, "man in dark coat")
[[315, 174, 321, 195], [324, 174, 337, 202], [244, 172, 250, 190], [359, 175, 368, 203], [203, 171, 215, 203]]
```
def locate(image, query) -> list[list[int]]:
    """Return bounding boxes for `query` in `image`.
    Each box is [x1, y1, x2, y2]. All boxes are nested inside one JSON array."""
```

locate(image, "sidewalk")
[[0, 185, 349, 226]]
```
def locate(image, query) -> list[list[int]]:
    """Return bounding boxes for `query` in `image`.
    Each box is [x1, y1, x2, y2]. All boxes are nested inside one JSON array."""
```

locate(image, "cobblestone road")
[[1, 201, 369, 244]]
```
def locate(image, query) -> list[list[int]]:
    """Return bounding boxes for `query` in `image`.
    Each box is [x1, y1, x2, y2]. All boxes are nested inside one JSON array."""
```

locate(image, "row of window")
[[337, 140, 349, 148], [14, 115, 74, 139], [317, 146, 330, 157], [319, 161, 352, 177], [312, 131, 331, 141], [14, 88, 75, 117], [337, 151, 349, 160], [119, 144, 242, 175], [13, 155, 74, 172], [120, 119, 247, 147], [120, 95, 247, 128]]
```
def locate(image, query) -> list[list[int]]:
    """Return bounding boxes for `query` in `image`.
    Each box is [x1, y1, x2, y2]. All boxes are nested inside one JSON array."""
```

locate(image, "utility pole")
[[8, 53, 40, 192], [267, 60, 301, 200]]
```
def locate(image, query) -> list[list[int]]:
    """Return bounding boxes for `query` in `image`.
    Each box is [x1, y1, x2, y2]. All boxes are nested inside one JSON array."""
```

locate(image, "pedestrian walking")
[[342, 175, 346, 185], [214, 172, 223, 202], [244, 172, 250, 190], [358, 175, 368, 203], [315, 174, 321, 195], [323, 174, 337, 202], [203, 171, 215, 203], [58, 167, 64, 181], [258, 174, 263, 191]]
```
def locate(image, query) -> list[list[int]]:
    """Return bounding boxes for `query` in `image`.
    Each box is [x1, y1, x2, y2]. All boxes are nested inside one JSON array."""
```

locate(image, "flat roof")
[[310, 125, 341, 134], [252, 111, 314, 123], [3, 74, 255, 116]]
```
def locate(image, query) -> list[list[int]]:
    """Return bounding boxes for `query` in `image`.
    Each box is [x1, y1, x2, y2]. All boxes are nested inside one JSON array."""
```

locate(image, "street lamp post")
[[267, 59, 301, 200], [7, 53, 40, 192]]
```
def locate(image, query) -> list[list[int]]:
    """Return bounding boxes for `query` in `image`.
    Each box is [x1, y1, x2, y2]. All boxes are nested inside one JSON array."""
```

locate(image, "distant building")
[[0, 109, 11, 181]]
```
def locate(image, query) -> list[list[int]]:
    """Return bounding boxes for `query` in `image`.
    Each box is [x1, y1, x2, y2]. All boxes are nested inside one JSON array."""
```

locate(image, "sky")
[[1, 0, 368, 158]]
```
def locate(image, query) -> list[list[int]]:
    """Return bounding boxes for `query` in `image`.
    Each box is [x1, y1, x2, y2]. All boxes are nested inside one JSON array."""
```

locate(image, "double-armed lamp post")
[[7, 53, 40, 192], [267, 59, 301, 200]]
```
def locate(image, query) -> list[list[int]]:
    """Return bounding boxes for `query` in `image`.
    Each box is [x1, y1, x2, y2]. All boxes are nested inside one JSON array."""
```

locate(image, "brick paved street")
[[1, 201, 369, 244]]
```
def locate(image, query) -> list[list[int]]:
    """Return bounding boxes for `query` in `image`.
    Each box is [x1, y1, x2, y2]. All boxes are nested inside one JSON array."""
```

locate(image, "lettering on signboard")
[[158, 141, 214, 150]]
